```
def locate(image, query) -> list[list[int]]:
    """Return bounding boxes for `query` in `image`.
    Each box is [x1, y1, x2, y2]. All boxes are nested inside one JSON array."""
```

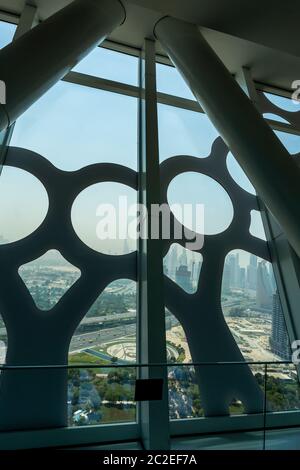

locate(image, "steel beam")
[[0, 0, 125, 130]]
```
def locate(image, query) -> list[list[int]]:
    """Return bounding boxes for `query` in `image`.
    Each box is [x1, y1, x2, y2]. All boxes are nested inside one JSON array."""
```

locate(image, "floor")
[[66, 427, 300, 450], [172, 427, 300, 450]]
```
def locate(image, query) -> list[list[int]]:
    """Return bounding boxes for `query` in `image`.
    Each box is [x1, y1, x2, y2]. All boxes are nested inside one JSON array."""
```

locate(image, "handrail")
[[0, 360, 294, 370]]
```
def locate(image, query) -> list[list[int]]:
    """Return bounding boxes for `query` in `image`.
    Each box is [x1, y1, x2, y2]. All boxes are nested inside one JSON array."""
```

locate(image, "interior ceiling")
[[0, 0, 299, 91]]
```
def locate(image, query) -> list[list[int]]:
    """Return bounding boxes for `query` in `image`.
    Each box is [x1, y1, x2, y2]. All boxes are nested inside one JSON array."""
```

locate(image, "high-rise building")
[[175, 265, 193, 293], [223, 262, 231, 293], [239, 267, 246, 289], [168, 245, 178, 277], [270, 291, 290, 360], [228, 253, 240, 288], [247, 254, 258, 290], [256, 260, 274, 311]]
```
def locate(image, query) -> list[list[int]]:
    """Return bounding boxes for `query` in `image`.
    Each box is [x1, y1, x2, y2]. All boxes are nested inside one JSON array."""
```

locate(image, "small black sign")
[[134, 378, 164, 401]]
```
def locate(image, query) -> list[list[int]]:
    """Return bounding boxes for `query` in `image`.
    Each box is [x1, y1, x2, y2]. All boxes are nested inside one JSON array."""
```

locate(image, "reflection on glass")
[[158, 104, 219, 161], [10, 81, 138, 170], [168, 366, 203, 419], [73, 47, 138, 86], [222, 250, 290, 363], [0, 339, 5, 364], [156, 63, 196, 101], [68, 366, 136, 426], [4, 62, 138, 428], [168, 364, 267, 419], [68, 280, 137, 425], [265, 363, 300, 412]]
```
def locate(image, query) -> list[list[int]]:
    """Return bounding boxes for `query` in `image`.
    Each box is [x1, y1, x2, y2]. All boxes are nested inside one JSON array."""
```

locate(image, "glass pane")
[[168, 363, 265, 419], [222, 250, 290, 362], [69, 280, 137, 425], [156, 62, 196, 101], [164, 244, 202, 294], [1, 75, 138, 429], [10, 81, 138, 170], [158, 102, 290, 423], [68, 366, 136, 426], [266, 363, 300, 412], [73, 47, 138, 86], [158, 104, 219, 161], [0, 20, 16, 49]]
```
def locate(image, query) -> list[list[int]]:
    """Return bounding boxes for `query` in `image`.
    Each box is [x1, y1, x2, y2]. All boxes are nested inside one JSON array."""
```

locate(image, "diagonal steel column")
[[154, 17, 300, 259], [0, 0, 125, 131]]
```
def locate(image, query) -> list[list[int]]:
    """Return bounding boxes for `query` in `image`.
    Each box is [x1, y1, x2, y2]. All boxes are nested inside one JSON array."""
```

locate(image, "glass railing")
[[0, 360, 299, 447]]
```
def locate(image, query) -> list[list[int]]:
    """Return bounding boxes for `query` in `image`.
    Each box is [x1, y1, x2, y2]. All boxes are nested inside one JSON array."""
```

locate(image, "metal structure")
[[0, 0, 125, 130]]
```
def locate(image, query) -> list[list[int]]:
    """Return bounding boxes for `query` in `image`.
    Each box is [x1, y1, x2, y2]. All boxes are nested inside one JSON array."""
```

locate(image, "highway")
[[70, 316, 178, 354], [69, 323, 136, 353]]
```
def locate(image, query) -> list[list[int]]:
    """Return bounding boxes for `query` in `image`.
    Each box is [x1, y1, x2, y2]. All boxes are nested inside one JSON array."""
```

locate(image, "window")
[[0, 20, 16, 49], [0, 29, 299, 443], [0, 48, 138, 430], [158, 74, 294, 421]]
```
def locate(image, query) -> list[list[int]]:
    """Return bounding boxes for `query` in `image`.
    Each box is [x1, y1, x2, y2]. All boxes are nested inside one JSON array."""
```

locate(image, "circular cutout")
[[0, 166, 49, 244], [71, 182, 137, 255], [167, 172, 233, 235], [263, 113, 290, 124], [263, 92, 299, 113], [226, 153, 256, 195]]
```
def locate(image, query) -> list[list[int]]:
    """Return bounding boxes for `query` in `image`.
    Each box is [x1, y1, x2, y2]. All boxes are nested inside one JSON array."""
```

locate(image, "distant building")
[[175, 265, 193, 293], [223, 262, 231, 293], [239, 267, 246, 289], [270, 291, 290, 360], [247, 254, 257, 290], [168, 245, 178, 277], [256, 260, 273, 311]]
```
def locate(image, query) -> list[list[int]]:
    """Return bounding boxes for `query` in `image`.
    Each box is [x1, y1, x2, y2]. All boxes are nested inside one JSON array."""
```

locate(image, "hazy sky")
[[0, 20, 299, 262]]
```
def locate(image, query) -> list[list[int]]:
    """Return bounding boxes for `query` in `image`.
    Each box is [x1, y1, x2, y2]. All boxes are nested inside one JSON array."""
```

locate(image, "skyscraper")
[[223, 262, 231, 293], [270, 291, 290, 360], [256, 260, 273, 311], [168, 245, 178, 278], [228, 253, 240, 288], [247, 254, 257, 290], [175, 265, 193, 293]]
